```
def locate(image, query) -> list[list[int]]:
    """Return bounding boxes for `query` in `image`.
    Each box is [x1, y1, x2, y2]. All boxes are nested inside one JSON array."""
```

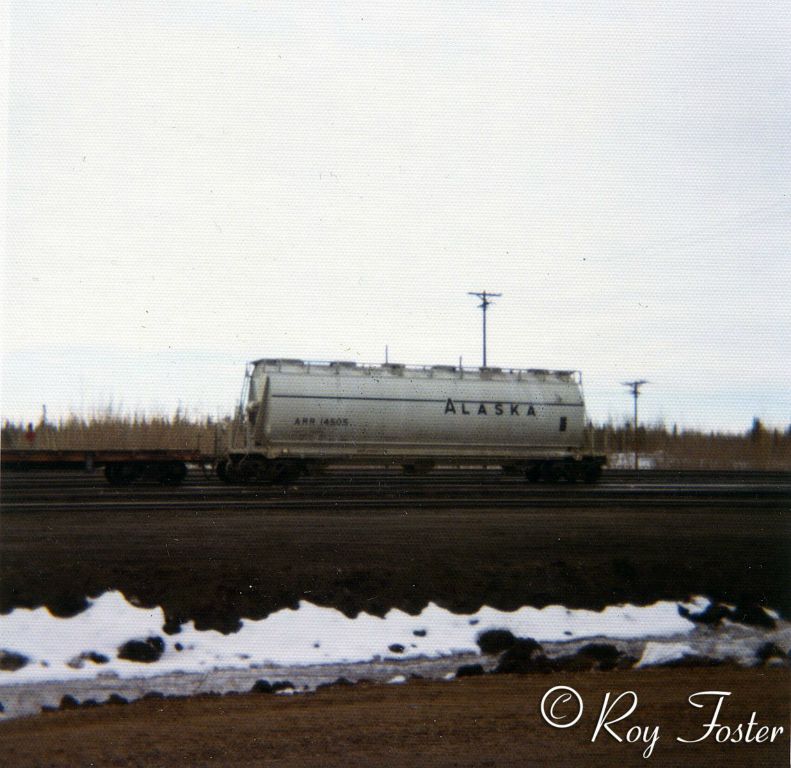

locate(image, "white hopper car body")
[[220, 359, 605, 483]]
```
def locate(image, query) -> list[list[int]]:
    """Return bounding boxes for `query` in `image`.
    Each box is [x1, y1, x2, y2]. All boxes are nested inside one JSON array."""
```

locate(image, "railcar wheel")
[[236, 457, 268, 484], [156, 461, 188, 486], [223, 458, 248, 484], [216, 458, 232, 483], [565, 463, 583, 484], [541, 462, 562, 483], [104, 462, 143, 486], [525, 464, 541, 483], [269, 460, 302, 484], [583, 464, 603, 484]]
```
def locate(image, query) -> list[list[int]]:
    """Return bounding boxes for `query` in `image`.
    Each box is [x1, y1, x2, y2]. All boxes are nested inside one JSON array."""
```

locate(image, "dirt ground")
[[1, 669, 788, 767], [2, 501, 788, 631], [2, 475, 788, 766]]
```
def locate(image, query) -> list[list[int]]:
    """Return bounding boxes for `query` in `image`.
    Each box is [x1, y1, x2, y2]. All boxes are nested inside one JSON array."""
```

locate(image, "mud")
[[2, 493, 788, 631], [1, 669, 787, 767]]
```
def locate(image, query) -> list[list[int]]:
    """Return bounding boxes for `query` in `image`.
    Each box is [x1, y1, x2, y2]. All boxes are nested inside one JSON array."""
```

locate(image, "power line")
[[468, 291, 502, 367], [622, 380, 649, 471]]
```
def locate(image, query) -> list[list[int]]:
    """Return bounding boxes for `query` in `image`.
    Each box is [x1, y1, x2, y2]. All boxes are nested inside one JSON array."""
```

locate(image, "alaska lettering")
[[444, 398, 536, 416]]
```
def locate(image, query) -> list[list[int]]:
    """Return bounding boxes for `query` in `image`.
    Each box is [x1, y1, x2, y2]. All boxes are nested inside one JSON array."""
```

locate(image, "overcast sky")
[[3, 1, 790, 431]]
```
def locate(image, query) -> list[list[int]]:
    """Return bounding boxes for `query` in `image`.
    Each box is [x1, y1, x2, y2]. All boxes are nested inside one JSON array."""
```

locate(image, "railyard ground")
[[1, 670, 788, 767], [2, 480, 788, 627], [0, 470, 789, 766]]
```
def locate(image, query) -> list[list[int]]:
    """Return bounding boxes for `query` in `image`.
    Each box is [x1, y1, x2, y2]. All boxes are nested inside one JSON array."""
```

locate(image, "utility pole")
[[468, 291, 502, 367], [622, 380, 648, 471]]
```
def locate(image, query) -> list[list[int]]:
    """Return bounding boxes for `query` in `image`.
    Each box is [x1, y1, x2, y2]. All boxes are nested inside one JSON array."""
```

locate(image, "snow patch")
[[608, 453, 659, 469], [0, 591, 703, 684], [636, 642, 695, 668]]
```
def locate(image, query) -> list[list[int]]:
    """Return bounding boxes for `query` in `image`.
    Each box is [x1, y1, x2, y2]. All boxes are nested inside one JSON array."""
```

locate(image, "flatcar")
[[218, 358, 605, 483]]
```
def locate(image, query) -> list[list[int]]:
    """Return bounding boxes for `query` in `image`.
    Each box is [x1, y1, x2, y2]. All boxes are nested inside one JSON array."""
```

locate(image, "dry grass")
[[2, 413, 789, 470], [1, 411, 223, 454], [589, 420, 791, 470]]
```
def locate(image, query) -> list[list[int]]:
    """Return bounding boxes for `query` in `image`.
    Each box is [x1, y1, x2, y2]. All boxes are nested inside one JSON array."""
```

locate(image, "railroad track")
[[3, 469, 789, 512]]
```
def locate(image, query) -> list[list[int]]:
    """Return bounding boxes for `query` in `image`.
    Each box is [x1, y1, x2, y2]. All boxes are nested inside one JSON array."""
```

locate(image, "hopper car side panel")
[[257, 374, 585, 459]]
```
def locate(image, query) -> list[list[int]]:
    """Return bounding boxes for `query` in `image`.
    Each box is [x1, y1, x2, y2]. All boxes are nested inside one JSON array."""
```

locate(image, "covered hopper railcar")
[[219, 359, 605, 483]]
